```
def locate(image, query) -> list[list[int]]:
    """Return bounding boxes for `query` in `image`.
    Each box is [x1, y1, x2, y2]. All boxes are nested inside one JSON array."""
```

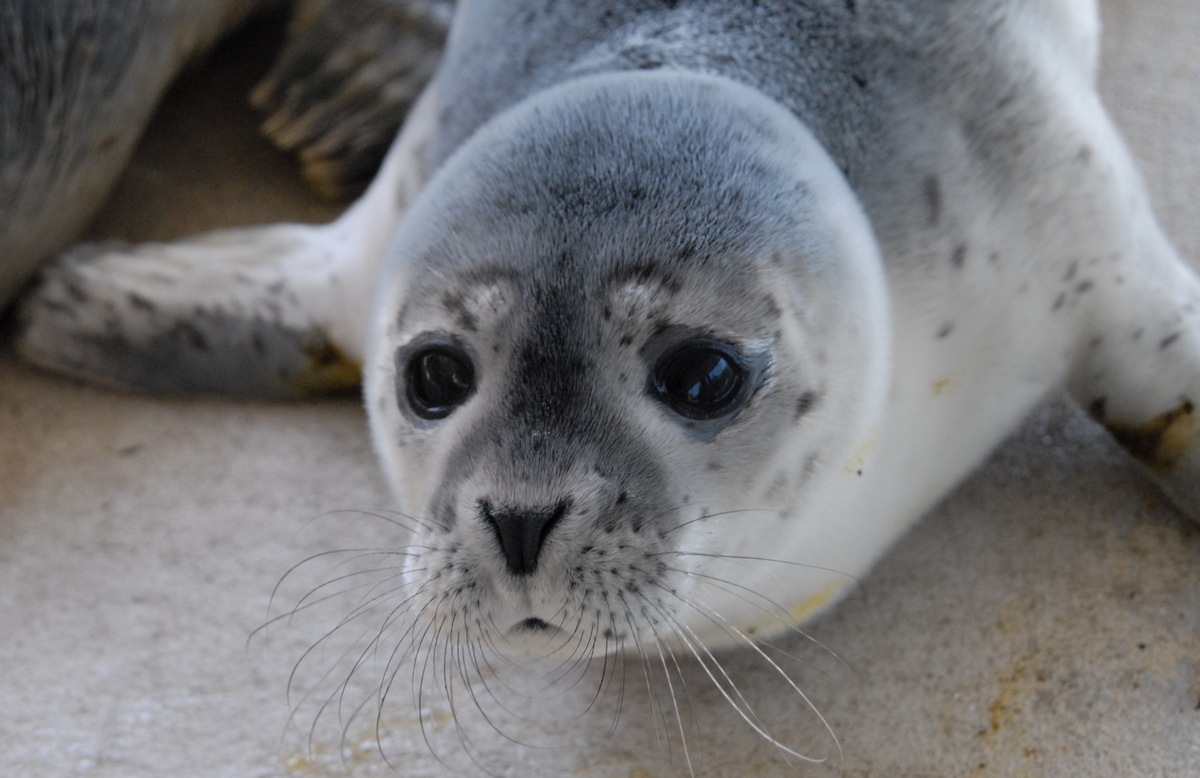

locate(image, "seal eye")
[[651, 341, 748, 420], [405, 345, 475, 419]]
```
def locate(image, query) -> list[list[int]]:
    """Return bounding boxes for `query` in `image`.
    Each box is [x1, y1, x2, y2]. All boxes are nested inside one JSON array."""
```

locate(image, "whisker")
[[654, 550, 862, 584], [312, 506, 439, 536], [664, 585, 841, 768], [660, 564, 849, 669], [661, 507, 782, 535]]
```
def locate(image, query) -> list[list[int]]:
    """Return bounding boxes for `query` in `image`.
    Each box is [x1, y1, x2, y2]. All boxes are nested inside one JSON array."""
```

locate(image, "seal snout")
[[478, 498, 572, 576]]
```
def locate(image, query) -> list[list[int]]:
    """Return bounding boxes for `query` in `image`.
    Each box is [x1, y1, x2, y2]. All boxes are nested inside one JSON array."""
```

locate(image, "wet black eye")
[[651, 341, 749, 420], [405, 345, 475, 419]]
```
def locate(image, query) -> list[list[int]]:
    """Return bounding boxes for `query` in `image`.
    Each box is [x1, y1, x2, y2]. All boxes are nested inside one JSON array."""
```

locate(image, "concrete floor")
[[1, 1, 1198, 776]]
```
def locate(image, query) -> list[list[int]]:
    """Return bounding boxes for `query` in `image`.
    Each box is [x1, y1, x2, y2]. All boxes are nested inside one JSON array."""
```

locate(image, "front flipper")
[[16, 223, 364, 398], [1069, 225, 1200, 521]]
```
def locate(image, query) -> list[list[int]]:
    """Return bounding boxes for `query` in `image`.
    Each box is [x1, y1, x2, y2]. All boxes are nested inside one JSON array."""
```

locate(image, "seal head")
[[365, 71, 889, 655]]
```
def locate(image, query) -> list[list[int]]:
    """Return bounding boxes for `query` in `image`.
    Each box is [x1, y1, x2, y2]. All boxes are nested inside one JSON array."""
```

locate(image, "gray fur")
[[0, 0, 272, 309], [0, 0, 445, 312]]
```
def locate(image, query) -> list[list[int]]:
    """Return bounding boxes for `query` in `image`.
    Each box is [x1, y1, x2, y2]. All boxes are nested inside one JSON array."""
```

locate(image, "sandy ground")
[[1, 1, 1198, 776]]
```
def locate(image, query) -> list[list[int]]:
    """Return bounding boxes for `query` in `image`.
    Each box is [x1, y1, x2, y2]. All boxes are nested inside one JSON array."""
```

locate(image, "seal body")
[[360, 0, 1200, 653], [17, 0, 1200, 660]]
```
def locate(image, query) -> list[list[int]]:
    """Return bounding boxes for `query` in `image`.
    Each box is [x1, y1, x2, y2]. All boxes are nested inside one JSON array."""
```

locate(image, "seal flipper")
[[251, 0, 452, 200], [15, 222, 367, 398], [15, 67, 438, 399], [1068, 232, 1200, 522]]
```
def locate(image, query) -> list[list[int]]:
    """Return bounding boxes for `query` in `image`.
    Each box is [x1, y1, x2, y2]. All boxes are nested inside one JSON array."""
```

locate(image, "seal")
[[15, 0, 1200, 763], [0, 0, 446, 313]]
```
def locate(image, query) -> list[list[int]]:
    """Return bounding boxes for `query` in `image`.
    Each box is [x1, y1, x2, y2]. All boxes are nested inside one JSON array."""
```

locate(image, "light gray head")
[[365, 70, 890, 655]]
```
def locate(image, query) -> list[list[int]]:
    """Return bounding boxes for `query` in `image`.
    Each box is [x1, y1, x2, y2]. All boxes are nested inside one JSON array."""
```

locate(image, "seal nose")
[[478, 499, 571, 576]]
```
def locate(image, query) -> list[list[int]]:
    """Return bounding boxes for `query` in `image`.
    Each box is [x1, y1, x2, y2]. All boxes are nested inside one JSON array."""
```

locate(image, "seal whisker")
[[674, 609, 827, 766], [312, 507, 440, 537], [410, 593, 460, 774], [596, 625, 627, 738], [655, 550, 862, 583], [659, 507, 782, 536], [625, 615, 676, 762], [659, 564, 849, 668], [632, 598, 703, 778], [256, 546, 426, 637], [655, 636, 696, 778], [282, 580, 423, 721], [290, 583, 439, 770], [665, 586, 841, 768]]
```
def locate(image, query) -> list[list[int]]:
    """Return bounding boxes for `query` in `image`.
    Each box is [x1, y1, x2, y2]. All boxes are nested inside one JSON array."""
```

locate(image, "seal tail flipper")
[[251, 0, 452, 200]]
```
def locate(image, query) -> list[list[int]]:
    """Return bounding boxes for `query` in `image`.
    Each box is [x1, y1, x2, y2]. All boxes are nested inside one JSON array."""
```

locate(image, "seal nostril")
[[478, 499, 571, 576]]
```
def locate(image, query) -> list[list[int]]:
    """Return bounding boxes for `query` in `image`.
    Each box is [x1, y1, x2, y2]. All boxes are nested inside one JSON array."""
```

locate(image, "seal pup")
[[16, 0, 1200, 761]]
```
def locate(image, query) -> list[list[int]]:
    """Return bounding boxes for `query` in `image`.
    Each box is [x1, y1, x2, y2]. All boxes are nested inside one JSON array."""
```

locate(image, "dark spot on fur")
[[795, 390, 819, 421], [37, 298, 74, 316], [852, 73, 868, 89], [63, 281, 89, 304], [766, 472, 790, 499], [619, 334, 634, 347], [923, 175, 942, 227], [1062, 260, 1079, 283], [1076, 280, 1094, 295], [1052, 293, 1066, 312], [1088, 396, 1107, 422], [1132, 327, 1144, 341], [441, 290, 479, 333], [937, 322, 955, 339], [1160, 332, 1182, 351], [1077, 145, 1093, 165], [127, 293, 156, 313], [951, 245, 967, 269], [173, 322, 209, 351]]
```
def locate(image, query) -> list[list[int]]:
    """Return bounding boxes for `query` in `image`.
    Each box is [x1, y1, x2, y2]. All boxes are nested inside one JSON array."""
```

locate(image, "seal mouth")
[[510, 617, 559, 635]]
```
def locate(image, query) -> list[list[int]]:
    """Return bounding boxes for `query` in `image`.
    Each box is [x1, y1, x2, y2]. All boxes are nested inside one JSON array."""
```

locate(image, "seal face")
[[364, 72, 890, 655]]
